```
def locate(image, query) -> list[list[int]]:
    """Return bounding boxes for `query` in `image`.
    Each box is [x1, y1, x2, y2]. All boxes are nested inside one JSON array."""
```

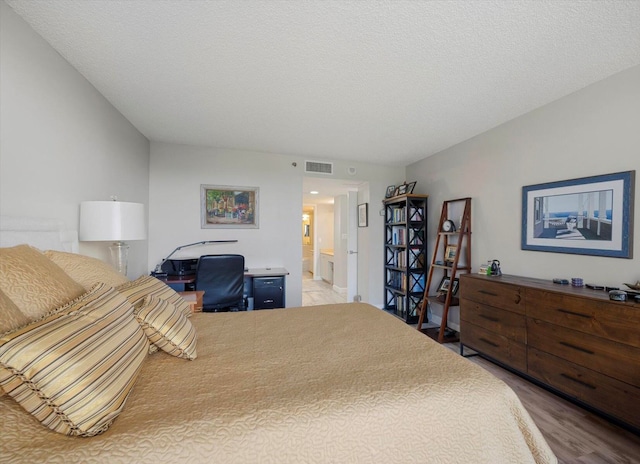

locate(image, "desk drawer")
[[526, 289, 640, 347], [253, 276, 285, 309], [460, 298, 526, 343], [528, 347, 640, 429], [528, 318, 640, 386], [461, 322, 526, 371], [461, 277, 525, 315]]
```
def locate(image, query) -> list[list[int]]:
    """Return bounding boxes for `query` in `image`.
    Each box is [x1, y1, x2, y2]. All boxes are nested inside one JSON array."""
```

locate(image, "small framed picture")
[[406, 181, 417, 194], [437, 276, 459, 295], [385, 185, 396, 198], [358, 203, 368, 227], [444, 245, 457, 262], [396, 183, 408, 195]]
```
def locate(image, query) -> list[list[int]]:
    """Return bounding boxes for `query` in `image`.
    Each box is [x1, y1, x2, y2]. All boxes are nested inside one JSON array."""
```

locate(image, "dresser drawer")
[[460, 298, 526, 343], [461, 322, 526, 371], [528, 347, 640, 429], [526, 289, 640, 348], [528, 318, 640, 386], [460, 277, 525, 315]]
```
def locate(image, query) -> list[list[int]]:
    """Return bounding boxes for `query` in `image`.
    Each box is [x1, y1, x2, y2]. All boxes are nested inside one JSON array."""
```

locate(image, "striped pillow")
[[117, 275, 191, 317], [0, 283, 149, 437], [135, 296, 197, 360]]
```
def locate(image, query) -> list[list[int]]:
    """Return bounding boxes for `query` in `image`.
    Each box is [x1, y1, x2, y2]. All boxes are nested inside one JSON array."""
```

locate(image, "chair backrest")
[[195, 254, 245, 311]]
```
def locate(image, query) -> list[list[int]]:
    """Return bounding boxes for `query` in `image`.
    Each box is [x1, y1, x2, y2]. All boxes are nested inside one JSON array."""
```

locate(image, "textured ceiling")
[[6, 0, 640, 167]]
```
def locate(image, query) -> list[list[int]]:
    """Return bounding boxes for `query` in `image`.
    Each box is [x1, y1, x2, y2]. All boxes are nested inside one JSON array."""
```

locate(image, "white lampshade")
[[79, 201, 146, 276], [79, 201, 146, 242]]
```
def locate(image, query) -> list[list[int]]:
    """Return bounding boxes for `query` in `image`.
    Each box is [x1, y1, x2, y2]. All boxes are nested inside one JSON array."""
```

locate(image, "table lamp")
[[79, 200, 146, 276]]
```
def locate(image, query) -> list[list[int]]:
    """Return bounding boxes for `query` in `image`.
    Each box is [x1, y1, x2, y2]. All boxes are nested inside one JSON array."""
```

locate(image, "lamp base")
[[109, 242, 130, 276]]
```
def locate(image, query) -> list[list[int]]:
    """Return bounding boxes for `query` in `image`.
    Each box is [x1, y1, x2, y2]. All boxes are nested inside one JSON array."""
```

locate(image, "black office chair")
[[195, 254, 245, 312]]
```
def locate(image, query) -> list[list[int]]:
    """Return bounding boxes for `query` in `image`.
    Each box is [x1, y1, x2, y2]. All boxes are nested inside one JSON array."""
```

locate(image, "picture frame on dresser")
[[521, 170, 635, 258]]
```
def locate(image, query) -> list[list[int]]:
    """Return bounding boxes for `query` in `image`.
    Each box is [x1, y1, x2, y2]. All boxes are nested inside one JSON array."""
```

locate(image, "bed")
[[0, 216, 556, 463]]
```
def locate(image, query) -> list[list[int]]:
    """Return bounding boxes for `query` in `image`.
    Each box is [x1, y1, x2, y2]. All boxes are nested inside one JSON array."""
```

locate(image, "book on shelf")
[[408, 251, 424, 269], [409, 274, 425, 292], [390, 207, 406, 223], [408, 229, 423, 245], [408, 207, 424, 222]]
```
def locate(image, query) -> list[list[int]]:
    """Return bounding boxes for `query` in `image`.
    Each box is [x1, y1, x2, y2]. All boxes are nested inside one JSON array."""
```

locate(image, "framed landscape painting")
[[521, 171, 634, 258], [201, 185, 259, 228]]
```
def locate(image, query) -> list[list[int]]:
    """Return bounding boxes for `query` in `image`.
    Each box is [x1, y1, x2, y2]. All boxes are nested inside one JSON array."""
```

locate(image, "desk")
[[159, 267, 289, 310]]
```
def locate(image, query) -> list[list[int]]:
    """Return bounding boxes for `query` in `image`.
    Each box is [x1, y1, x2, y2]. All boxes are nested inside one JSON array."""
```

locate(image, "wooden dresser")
[[460, 273, 640, 431]]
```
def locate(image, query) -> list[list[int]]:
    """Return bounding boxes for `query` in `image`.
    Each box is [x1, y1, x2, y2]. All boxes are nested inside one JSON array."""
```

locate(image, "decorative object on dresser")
[[383, 193, 428, 323], [521, 170, 635, 258], [460, 273, 640, 433], [416, 197, 472, 343], [79, 199, 146, 275]]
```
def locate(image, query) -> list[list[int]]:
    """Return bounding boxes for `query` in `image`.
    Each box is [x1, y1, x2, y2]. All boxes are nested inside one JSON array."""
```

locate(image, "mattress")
[[0, 303, 556, 463]]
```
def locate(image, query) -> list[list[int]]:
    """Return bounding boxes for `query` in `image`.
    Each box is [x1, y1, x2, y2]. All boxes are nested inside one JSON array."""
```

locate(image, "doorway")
[[302, 177, 365, 306]]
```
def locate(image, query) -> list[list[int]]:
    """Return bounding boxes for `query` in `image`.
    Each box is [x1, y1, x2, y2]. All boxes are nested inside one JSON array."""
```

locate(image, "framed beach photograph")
[[521, 171, 635, 258], [358, 203, 368, 227], [201, 184, 259, 228]]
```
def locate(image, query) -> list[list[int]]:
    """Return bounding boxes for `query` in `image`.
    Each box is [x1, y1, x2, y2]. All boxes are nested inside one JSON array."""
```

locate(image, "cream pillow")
[[135, 295, 197, 360], [0, 283, 149, 437], [0, 245, 85, 321], [0, 289, 30, 334], [117, 275, 191, 317], [43, 250, 129, 291]]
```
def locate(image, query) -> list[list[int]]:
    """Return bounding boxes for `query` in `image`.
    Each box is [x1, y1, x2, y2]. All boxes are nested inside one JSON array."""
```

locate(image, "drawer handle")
[[557, 308, 591, 319], [514, 294, 521, 304], [264, 299, 274, 303], [478, 290, 498, 296], [479, 314, 499, 322], [560, 373, 596, 390], [479, 337, 499, 347], [559, 341, 594, 355]]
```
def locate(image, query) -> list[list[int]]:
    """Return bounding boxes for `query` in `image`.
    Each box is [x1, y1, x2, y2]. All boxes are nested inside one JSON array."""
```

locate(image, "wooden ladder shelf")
[[417, 197, 472, 343]]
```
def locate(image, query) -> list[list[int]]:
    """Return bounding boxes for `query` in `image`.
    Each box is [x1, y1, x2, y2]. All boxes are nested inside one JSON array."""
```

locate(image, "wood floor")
[[443, 344, 640, 463], [298, 280, 640, 463]]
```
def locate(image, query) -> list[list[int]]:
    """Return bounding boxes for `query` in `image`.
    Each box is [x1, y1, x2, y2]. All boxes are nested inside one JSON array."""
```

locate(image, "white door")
[[347, 191, 358, 301]]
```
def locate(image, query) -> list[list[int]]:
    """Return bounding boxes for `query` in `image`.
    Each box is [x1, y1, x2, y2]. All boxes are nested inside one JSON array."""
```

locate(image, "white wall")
[[0, 1, 150, 278], [315, 203, 335, 279], [408, 65, 640, 329], [149, 142, 403, 307], [148, 143, 304, 305]]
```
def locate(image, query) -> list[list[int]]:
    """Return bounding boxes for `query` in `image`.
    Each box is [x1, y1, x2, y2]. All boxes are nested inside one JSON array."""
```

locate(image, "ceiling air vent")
[[305, 160, 333, 175]]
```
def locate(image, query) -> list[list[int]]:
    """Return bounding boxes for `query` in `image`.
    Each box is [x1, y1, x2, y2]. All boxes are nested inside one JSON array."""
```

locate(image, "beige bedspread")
[[0, 303, 556, 463]]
